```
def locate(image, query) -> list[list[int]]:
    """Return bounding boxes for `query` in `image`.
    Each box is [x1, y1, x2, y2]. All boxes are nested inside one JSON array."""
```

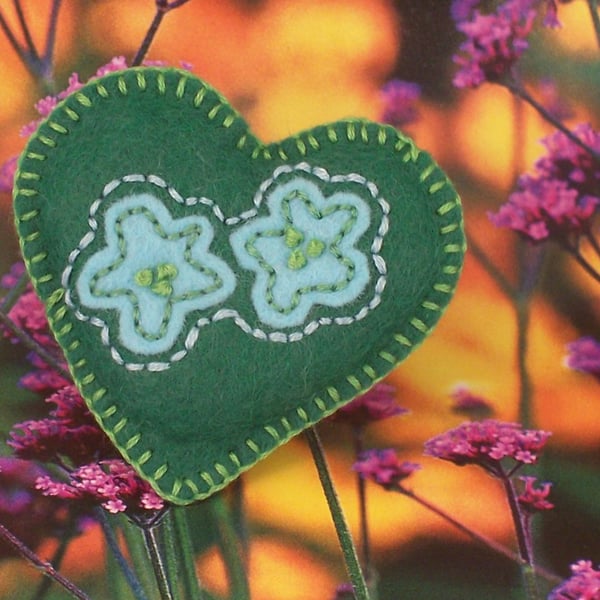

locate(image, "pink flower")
[[36, 459, 164, 515], [490, 124, 600, 242], [2, 287, 54, 347], [9, 385, 118, 465], [18, 352, 71, 394], [1, 262, 26, 288], [0, 458, 86, 558], [549, 560, 600, 600], [452, 0, 537, 89], [353, 449, 421, 489], [451, 0, 481, 23], [332, 582, 355, 600], [1, 262, 71, 392], [332, 383, 408, 427], [565, 336, 600, 379], [380, 79, 421, 128], [424, 420, 551, 476], [543, 0, 561, 28], [450, 384, 494, 418], [517, 476, 554, 512], [538, 78, 572, 121], [0, 156, 17, 193]]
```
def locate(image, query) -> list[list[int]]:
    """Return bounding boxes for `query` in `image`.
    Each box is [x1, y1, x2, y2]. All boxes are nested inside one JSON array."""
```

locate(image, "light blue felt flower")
[[230, 177, 371, 329], [76, 193, 236, 355]]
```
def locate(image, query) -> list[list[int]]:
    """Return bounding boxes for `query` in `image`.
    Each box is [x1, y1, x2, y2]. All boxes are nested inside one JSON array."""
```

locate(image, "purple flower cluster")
[[380, 79, 421, 129], [332, 382, 407, 427], [0, 156, 17, 193], [452, 0, 537, 89], [0, 457, 84, 558], [36, 459, 164, 515], [549, 560, 600, 600], [1, 263, 71, 393], [565, 336, 600, 379], [490, 124, 600, 242], [423, 420, 551, 475], [450, 384, 494, 418], [517, 476, 554, 512], [8, 385, 164, 515], [9, 385, 117, 464], [353, 448, 421, 489], [332, 582, 356, 600]]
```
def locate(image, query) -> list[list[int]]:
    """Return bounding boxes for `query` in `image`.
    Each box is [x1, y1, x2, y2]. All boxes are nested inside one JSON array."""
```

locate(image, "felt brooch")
[[13, 67, 465, 504]]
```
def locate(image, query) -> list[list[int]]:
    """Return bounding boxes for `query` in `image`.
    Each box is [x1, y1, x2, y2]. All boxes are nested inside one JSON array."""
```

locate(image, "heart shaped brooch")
[[13, 67, 465, 504]]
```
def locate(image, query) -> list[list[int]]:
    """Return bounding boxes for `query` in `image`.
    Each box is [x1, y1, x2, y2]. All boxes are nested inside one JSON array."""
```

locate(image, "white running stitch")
[[62, 162, 390, 371]]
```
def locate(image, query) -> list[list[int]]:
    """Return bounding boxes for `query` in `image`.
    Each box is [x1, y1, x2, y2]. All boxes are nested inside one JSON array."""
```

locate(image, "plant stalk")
[[209, 492, 250, 600], [305, 426, 370, 600], [501, 476, 541, 600], [172, 507, 205, 600], [142, 525, 174, 600], [587, 0, 600, 49], [0, 521, 91, 600]]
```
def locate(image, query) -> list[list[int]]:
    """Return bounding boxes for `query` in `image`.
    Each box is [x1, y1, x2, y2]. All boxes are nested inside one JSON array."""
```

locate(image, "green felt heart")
[[13, 67, 465, 504]]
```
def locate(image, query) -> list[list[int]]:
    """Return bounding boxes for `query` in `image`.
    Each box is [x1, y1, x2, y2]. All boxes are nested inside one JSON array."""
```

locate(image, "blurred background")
[[1, 1, 600, 598]]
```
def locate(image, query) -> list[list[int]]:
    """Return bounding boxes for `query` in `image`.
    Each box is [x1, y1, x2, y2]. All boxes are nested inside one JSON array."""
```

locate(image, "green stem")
[[209, 493, 250, 600], [305, 426, 370, 600], [514, 240, 547, 429], [120, 515, 159, 600], [97, 511, 149, 600], [142, 525, 174, 600], [40, 0, 62, 89], [504, 81, 600, 163], [30, 529, 71, 600], [501, 475, 541, 600], [397, 485, 560, 584], [230, 477, 249, 564], [467, 233, 516, 299], [0, 521, 91, 600], [13, 0, 40, 61], [1, 271, 29, 313], [353, 425, 372, 580], [566, 245, 600, 285], [161, 513, 183, 600], [587, 0, 600, 49], [131, 0, 191, 67], [0, 7, 34, 74], [515, 295, 533, 429], [0, 309, 71, 380], [172, 507, 205, 600]]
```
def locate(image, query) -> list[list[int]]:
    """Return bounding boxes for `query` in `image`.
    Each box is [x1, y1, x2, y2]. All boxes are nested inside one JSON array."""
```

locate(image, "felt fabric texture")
[[13, 67, 466, 505]]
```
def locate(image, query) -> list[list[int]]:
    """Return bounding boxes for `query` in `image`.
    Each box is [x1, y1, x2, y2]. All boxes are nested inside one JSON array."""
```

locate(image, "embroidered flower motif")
[[230, 176, 372, 329], [75, 193, 236, 355]]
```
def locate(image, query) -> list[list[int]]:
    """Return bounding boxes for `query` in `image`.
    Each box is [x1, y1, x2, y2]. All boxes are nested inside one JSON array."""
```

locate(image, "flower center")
[[134, 263, 179, 297], [284, 226, 327, 270]]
